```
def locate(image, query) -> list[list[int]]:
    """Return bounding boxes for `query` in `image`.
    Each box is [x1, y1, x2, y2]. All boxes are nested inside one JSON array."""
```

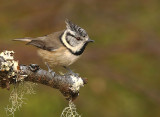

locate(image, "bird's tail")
[[13, 38, 32, 42]]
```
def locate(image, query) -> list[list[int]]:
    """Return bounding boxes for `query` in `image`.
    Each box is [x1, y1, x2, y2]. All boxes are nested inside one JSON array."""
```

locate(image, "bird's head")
[[60, 19, 94, 55]]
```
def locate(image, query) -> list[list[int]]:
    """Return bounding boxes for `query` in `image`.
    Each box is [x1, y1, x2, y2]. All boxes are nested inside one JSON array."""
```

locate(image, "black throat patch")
[[59, 32, 88, 56]]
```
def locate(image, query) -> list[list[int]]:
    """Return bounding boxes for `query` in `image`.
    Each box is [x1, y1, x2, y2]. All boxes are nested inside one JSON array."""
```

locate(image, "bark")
[[0, 51, 87, 101]]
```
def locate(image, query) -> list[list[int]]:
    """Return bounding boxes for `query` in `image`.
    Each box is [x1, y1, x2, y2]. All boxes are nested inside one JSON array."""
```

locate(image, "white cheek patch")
[[62, 30, 84, 53], [67, 36, 82, 47], [66, 35, 74, 46]]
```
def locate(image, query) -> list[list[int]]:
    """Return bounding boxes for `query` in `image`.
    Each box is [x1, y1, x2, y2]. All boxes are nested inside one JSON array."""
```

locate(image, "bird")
[[13, 19, 94, 71]]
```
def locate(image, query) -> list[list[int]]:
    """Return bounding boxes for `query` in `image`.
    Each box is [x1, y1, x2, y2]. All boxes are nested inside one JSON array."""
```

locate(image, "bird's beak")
[[87, 38, 94, 43]]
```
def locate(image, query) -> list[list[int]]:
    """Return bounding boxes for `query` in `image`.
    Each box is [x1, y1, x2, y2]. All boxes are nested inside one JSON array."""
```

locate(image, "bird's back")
[[26, 30, 64, 51]]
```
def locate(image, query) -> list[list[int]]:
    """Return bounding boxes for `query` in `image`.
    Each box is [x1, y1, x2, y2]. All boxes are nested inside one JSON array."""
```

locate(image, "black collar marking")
[[59, 32, 88, 56]]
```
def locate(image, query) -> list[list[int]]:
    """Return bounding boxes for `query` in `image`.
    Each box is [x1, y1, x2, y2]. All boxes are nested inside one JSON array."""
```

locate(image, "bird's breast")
[[37, 47, 80, 66]]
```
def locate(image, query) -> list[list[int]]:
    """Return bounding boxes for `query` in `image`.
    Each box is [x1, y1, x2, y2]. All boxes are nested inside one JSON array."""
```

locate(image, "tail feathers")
[[13, 38, 32, 42]]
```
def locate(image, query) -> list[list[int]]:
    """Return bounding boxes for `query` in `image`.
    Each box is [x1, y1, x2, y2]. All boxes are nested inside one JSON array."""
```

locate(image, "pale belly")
[[37, 47, 80, 66]]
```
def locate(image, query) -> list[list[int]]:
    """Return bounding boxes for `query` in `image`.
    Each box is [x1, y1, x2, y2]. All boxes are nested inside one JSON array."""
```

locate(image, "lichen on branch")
[[0, 50, 87, 101]]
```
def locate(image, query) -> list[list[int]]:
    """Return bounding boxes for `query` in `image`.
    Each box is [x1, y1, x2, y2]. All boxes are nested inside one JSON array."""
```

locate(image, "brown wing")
[[26, 30, 64, 51]]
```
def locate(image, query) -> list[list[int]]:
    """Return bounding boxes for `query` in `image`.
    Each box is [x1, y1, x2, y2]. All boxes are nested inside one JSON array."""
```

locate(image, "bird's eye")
[[76, 37, 81, 41]]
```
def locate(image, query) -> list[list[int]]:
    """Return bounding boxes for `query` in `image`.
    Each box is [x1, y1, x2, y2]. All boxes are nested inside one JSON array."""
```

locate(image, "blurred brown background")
[[0, 0, 160, 117]]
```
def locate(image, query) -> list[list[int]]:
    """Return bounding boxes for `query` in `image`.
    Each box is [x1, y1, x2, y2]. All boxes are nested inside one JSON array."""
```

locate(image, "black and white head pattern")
[[60, 19, 91, 55]]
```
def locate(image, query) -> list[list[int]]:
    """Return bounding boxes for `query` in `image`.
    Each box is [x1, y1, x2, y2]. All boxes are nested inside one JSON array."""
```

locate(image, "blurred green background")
[[0, 0, 160, 117]]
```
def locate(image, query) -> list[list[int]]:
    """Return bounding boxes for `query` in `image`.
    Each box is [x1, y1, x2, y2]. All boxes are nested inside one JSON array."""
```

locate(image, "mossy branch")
[[0, 50, 87, 101]]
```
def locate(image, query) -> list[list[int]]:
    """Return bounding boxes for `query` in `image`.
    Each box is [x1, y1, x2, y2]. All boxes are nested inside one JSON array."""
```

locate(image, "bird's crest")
[[65, 19, 87, 37]]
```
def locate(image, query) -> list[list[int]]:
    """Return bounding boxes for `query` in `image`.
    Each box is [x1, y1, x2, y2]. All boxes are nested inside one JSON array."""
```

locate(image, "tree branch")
[[0, 50, 87, 101]]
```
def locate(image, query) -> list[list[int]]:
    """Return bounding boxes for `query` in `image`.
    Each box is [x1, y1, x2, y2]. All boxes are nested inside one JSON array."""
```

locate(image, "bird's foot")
[[45, 62, 55, 76], [63, 66, 78, 76]]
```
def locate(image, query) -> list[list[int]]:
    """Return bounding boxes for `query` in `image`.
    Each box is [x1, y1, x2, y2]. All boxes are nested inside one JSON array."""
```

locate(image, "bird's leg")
[[63, 66, 74, 75], [45, 62, 55, 76]]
